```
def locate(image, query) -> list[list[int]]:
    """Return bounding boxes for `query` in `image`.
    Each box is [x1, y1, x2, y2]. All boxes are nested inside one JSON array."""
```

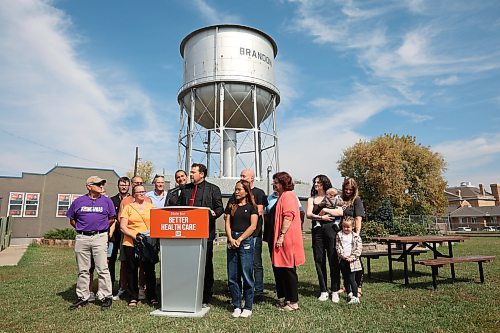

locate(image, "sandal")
[[149, 299, 159, 306], [128, 299, 138, 308], [280, 303, 299, 312]]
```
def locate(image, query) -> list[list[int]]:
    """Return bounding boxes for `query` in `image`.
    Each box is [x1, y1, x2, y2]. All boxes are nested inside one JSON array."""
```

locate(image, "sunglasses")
[[91, 182, 105, 187]]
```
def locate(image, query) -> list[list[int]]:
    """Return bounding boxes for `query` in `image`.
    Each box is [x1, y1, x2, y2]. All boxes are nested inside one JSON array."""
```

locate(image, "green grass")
[[0, 237, 499, 333]]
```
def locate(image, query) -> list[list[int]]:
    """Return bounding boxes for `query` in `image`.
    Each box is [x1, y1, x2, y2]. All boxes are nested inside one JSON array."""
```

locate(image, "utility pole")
[[133, 147, 139, 177]]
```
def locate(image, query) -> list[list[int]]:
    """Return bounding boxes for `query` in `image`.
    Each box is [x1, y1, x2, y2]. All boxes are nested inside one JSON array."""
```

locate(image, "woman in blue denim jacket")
[[225, 180, 258, 318]]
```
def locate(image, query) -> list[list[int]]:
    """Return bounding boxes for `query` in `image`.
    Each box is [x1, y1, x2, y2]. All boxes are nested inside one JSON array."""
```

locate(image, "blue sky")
[[0, 0, 499, 188]]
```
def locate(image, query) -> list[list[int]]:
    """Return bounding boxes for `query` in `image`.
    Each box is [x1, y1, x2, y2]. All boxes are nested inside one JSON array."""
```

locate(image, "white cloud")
[[0, 0, 176, 176], [279, 85, 399, 181], [396, 30, 432, 65], [275, 59, 301, 112], [192, 0, 241, 24], [393, 110, 432, 123], [404, 0, 427, 13], [434, 134, 500, 186], [433, 75, 460, 86]]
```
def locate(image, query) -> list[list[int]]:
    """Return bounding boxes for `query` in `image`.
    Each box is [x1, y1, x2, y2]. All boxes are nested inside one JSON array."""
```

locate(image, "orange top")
[[120, 202, 154, 247], [120, 195, 152, 213]]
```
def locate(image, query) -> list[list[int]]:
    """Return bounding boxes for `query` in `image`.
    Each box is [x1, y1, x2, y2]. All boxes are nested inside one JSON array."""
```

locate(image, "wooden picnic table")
[[371, 235, 468, 286]]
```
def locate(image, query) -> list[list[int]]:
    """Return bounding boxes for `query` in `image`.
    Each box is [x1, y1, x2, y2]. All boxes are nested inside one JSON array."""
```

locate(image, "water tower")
[[177, 25, 280, 179]]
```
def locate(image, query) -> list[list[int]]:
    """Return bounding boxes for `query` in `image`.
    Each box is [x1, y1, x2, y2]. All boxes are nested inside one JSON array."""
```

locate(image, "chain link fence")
[[393, 215, 450, 233]]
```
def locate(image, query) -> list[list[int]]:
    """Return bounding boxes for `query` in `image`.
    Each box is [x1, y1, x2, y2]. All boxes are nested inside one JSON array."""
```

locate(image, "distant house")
[[0, 166, 123, 238], [445, 182, 500, 230]]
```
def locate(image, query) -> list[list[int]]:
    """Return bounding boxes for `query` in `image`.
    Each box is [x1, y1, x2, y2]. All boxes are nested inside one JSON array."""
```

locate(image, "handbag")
[[130, 204, 159, 264]]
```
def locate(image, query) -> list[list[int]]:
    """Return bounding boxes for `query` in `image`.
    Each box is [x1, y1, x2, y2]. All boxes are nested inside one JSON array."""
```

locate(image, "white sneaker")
[[331, 292, 340, 303], [232, 308, 242, 318], [348, 296, 360, 304], [347, 292, 353, 299], [112, 288, 126, 301], [318, 292, 329, 301], [95, 291, 105, 302], [88, 292, 95, 303], [240, 309, 252, 318], [138, 287, 146, 300]]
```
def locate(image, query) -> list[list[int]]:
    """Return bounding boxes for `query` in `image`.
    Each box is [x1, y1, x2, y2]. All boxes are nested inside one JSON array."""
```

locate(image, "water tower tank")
[[177, 25, 281, 178]]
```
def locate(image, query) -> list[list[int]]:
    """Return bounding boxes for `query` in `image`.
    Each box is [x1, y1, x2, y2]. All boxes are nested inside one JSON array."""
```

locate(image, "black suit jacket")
[[164, 186, 183, 207], [177, 180, 224, 241]]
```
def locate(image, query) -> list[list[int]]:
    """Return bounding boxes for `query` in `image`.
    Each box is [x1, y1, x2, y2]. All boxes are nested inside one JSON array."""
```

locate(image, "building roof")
[[449, 205, 500, 217], [0, 165, 120, 180], [445, 184, 495, 201]]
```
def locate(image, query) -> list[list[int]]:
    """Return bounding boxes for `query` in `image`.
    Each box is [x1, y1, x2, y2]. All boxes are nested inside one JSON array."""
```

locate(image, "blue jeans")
[[253, 236, 264, 297], [227, 232, 255, 310]]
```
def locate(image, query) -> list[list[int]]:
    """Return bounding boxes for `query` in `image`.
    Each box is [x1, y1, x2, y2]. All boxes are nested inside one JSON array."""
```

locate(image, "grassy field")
[[0, 237, 499, 333]]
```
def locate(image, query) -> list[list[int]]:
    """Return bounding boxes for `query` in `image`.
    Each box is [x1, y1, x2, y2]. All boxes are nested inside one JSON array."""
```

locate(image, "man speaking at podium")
[[177, 163, 224, 305]]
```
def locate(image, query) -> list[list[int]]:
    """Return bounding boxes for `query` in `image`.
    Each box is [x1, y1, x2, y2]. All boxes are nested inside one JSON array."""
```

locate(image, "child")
[[316, 187, 344, 230], [336, 216, 362, 304]]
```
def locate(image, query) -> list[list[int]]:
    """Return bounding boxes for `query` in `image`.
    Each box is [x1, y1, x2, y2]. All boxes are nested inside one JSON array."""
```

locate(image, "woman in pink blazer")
[[272, 172, 305, 311]]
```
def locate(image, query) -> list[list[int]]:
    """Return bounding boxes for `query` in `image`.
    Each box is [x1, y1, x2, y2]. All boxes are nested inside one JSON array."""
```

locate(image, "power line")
[[0, 128, 126, 170]]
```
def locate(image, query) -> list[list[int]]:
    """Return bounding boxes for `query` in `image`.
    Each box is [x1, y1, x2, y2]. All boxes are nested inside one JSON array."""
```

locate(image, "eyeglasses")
[[91, 183, 105, 187], [134, 191, 146, 194]]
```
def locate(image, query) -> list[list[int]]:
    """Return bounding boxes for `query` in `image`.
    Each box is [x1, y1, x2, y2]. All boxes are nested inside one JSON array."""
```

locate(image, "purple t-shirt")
[[66, 194, 116, 232]]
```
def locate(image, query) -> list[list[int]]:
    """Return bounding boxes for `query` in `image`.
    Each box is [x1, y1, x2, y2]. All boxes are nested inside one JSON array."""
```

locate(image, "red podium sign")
[[150, 207, 209, 239]]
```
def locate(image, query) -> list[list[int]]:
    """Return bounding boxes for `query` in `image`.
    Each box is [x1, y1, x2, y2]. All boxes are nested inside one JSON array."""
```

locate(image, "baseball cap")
[[86, 176, 106, 185]]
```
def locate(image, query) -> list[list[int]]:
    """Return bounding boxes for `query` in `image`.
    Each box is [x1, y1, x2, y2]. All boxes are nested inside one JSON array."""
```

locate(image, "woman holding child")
[[306, 175, 344, 302], [225, 180, 258, 318]]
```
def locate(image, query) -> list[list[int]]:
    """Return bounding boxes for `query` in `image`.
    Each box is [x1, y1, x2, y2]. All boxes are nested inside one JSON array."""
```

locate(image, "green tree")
[[374, 197, 394, 229], [338, 134, 447, 217], [127, 160, 155, 184]]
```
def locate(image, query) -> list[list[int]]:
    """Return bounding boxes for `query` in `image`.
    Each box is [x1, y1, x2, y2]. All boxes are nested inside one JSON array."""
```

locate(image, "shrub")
[[361, 221, 389, 240], [389, 221, 428, 236], [43, 228, 76, 240]]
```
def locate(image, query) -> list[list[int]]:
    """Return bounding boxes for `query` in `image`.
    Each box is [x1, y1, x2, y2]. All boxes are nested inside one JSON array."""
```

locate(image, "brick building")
[[446, 182, 500, 230]]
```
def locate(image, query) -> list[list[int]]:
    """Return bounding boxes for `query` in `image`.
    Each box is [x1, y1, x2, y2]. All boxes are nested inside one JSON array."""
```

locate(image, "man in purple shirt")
[[67, 176, 116, 310]]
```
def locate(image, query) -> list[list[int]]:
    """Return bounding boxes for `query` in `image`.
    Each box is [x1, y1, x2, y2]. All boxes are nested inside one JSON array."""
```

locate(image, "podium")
[[149, 206, 210, 317]]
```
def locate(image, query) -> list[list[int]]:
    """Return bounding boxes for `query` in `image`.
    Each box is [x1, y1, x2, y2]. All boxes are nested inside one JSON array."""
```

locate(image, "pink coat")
[[272, 191, 306, 268]]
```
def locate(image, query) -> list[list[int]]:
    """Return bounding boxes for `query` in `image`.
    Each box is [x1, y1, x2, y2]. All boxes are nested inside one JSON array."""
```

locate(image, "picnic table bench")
[[416, 255, 496, 289], [362, 248, 428, 278], [372, 235, 468, 286]]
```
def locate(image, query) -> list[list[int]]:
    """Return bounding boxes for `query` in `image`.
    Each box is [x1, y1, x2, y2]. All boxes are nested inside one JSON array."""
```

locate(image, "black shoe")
[[100, 297, 112, 311], [254, 295, 264, 303], [69, 298, 88, 310]]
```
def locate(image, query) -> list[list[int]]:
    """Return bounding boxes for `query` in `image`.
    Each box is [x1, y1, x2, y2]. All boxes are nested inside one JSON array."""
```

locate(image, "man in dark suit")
[[164, 169, 188, 207], [177, 163, 223, 305]]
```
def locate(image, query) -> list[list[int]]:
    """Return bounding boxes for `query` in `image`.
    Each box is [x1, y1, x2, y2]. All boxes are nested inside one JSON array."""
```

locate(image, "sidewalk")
[[0, 244, 28, 266]]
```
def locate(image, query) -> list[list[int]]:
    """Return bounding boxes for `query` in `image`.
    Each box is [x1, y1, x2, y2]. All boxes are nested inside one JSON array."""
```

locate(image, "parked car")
[[482, 226, 496, 232], [456, 227, 472, 232]]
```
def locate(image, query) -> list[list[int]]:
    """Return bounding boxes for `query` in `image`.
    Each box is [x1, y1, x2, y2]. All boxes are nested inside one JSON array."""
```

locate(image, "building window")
[[56, 194, 83, 217], [7, 192, 24, 217], [56, 194, 71, 217], [23, 193, 40, 217]]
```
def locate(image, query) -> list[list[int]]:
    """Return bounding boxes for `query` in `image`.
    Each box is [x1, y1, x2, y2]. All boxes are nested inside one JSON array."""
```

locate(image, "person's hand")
[[210, 209, 216, 217], [347, 256, 354, 262], [275, 234, 284, 248], [321, 214, 334, 222], [234, 238, 241, 247], [229, 238, 239, 248]]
